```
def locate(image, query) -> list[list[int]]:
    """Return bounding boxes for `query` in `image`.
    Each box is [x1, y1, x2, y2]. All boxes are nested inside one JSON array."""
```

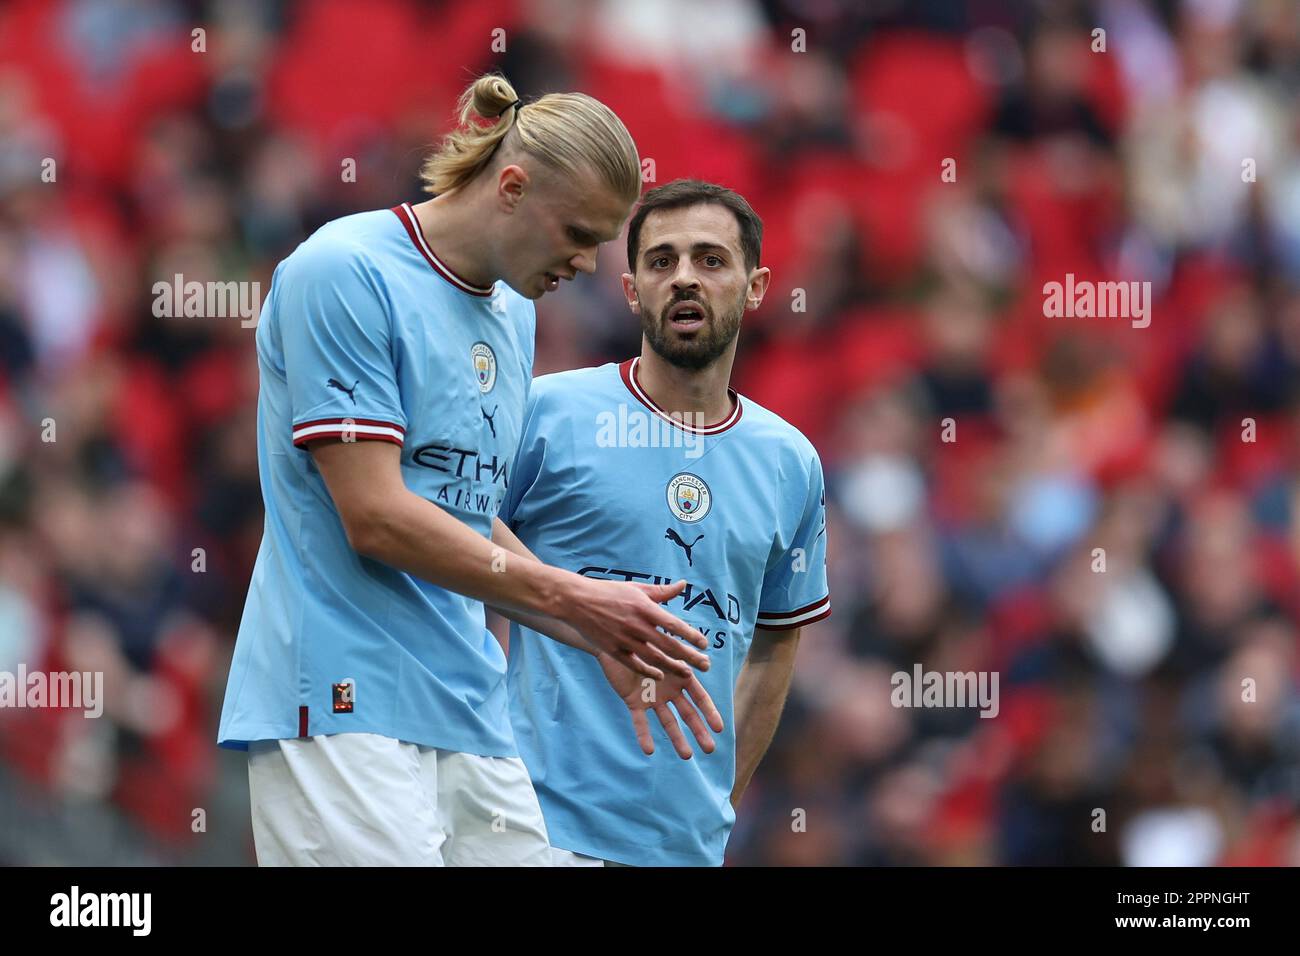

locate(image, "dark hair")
[[626, 179, 763, 273]]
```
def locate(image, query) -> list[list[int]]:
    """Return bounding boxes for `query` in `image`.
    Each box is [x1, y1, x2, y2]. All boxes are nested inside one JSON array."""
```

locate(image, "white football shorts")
[[247, 732, 551, 866]]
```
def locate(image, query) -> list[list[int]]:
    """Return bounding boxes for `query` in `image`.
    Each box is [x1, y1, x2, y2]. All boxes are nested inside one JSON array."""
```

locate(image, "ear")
[[496, 164, 530, 213], [745, 266, 772, 311], [621, 272, 641, 314]]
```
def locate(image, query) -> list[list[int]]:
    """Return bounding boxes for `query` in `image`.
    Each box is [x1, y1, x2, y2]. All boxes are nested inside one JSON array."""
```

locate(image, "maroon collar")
[[618, 357, 743, 435], [391, 202, 494, 297]]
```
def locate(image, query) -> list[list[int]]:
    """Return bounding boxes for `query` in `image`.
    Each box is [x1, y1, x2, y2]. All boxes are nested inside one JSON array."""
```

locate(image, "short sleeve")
[[756, 449, 830, 630], [278, 240, 408, 449]]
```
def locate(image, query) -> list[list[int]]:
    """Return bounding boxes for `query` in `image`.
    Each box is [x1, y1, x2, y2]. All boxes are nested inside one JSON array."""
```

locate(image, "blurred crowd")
[[1, 0, 1299, 865]]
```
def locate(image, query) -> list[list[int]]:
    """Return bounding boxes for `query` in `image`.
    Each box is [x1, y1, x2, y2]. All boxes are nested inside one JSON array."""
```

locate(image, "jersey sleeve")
[[278, 239, 408, 449], [756, 448, 830, 630]]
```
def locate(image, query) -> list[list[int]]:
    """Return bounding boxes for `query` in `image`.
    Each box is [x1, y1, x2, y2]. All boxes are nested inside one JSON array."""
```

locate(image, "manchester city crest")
[[471, 342, 497, 393], [666, 473, 711, 523]]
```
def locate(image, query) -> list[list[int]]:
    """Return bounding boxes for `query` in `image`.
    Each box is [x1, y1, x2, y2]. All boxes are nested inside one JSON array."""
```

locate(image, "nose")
[[570, 245, 598, 276], [671, 261, 701, 294]]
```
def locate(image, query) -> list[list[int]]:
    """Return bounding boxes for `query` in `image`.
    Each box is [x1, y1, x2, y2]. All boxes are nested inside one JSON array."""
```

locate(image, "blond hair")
[[419, 73, 641, 204]]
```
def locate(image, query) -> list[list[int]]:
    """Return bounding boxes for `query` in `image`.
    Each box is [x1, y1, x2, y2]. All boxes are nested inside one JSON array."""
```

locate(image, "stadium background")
[[2, 0, 1299, 866]]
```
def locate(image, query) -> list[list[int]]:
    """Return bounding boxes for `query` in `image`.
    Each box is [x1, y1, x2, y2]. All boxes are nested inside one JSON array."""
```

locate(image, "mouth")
[[667, 300, 707, 331], [542, 271, 576, 294]]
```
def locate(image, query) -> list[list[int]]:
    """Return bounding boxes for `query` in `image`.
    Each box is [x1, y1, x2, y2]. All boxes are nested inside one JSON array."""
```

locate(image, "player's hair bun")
[[420, 72, 640, 205]]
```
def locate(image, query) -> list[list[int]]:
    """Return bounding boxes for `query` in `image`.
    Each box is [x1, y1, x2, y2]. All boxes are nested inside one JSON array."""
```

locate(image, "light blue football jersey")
[[218, 202, 535, 757], [502, 358, 831, 866]]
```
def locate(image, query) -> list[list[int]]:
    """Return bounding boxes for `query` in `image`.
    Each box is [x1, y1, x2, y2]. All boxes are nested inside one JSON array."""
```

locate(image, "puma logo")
[[665, 528, 704, 566], [327, 378, 359, 405], [482, 404, 498, 438]]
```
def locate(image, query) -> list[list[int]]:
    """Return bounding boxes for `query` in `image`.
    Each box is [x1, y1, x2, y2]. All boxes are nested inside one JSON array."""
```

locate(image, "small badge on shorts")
[[332, 678, 355, 714]]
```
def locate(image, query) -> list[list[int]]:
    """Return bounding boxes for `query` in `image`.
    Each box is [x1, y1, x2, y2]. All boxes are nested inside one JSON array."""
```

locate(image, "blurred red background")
[[1, 0, 1298, 865]]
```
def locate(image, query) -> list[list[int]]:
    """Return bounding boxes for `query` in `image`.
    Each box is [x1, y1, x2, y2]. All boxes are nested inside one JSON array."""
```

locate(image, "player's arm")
[[487, 517, 724, 757], [310, 439, 710, 680], [730, 626, 801, 809], [734, 442, 828, 802], [485, 518, 594, 654]]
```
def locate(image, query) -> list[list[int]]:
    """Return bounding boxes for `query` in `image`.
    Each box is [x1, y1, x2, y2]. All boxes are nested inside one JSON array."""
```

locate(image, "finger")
[[685, 675, 725, 733], [654, 703, 693, 760], [671, 693, 716, 754], [648, 621, 711, 669], [638, 641, 695, 679], [619, 629, 694, 678], [617, 647, 665, 682], [634, 580, 687, 604], [627, 651, 668, 683], [633, 582, 709, 651], [653, 593, 710, 650], [630, 707, 655, 756]]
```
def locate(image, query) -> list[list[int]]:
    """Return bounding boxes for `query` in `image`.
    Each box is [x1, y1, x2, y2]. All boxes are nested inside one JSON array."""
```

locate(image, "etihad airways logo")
[[412, 443, 509, 485], [412, 442, 509, 516]]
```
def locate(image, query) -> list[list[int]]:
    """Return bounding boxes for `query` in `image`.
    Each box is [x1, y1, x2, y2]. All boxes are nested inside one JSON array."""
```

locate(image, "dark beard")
[[642, 293, 744, 371]]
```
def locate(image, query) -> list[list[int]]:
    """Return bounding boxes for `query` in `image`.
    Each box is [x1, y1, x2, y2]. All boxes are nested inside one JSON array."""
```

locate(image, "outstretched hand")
[[597, 650, 725, 759]]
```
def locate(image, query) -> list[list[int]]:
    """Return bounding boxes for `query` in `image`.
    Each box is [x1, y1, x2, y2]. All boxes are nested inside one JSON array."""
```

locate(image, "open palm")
[[597, 651, 725, 759]]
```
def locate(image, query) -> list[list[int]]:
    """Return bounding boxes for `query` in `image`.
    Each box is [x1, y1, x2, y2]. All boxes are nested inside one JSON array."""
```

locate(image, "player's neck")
[[635, 346, 737, 426], [409, 195, 497, 289]]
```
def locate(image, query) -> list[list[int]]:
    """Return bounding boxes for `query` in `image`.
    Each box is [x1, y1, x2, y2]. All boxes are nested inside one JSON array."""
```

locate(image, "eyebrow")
[[569, 224, 603, 244], [642, 241, 732, 259]]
